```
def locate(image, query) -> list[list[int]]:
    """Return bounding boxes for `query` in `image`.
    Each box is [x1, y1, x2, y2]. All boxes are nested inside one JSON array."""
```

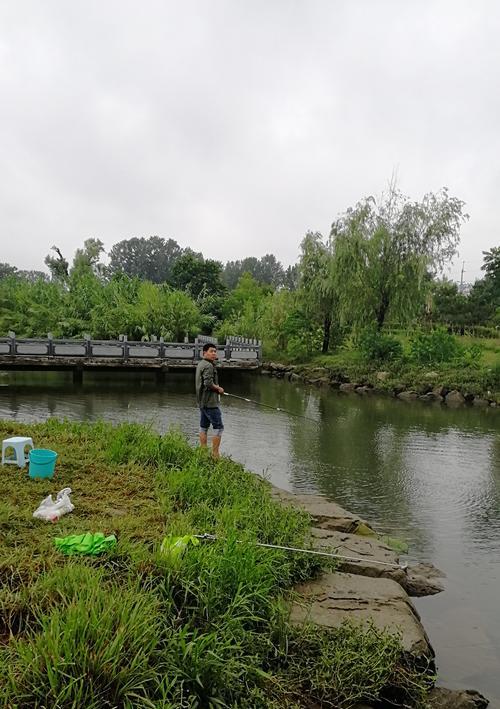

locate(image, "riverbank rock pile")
[[262, 362, 499, 408], [272, 487, 444, 597], [272, 485, 489, 708]]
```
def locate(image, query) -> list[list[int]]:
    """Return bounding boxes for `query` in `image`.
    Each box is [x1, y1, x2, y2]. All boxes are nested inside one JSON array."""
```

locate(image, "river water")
[[1, 369, 500, 705]]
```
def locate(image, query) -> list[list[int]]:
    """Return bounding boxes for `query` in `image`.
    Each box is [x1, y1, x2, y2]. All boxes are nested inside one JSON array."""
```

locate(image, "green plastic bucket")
[[29, 449, 58, 479]]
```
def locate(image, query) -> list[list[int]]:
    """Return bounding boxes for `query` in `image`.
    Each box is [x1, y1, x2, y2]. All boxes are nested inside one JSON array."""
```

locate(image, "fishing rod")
[[223, 392, 317, 423], [193, 533, 408, 571]]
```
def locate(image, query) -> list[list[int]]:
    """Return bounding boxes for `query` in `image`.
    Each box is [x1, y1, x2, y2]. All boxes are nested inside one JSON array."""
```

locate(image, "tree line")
[[0, 183, 498, 358]]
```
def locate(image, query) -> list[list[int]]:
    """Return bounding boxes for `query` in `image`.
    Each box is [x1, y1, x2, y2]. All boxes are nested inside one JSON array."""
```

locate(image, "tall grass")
[[0, 420, 431, 708]]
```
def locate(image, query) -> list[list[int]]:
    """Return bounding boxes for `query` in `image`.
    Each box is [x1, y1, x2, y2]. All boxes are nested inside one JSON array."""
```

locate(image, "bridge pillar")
[[156, 367, 167, 385]]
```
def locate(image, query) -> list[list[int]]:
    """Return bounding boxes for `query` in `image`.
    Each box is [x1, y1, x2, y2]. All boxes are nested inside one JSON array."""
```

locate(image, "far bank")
[[262, 356, 500, 409]]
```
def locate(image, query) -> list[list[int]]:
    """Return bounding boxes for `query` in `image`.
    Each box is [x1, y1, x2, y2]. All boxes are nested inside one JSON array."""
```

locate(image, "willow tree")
[[331, 186, 468, 330], [298, 231, 337, 352]]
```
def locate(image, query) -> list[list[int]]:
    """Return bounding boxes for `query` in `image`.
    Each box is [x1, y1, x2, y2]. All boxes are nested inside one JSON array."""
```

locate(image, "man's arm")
[[201, 364, 224, 394]]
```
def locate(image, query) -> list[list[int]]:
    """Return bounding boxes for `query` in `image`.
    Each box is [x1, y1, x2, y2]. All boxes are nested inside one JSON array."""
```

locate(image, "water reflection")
[[1, 370, 500, 701]]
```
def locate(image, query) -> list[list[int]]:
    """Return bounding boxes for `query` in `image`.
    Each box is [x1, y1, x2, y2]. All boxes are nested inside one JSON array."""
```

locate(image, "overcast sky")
[[1, 1, 498, 282]]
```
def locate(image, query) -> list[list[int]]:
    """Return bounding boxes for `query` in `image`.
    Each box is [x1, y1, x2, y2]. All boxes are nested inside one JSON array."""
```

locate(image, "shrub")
[[357, 329, 403, 363], [410, 328, 460, 364]]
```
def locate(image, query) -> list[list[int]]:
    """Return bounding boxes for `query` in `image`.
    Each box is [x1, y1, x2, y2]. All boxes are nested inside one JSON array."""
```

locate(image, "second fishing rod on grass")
[[195, 343, 315, 457]]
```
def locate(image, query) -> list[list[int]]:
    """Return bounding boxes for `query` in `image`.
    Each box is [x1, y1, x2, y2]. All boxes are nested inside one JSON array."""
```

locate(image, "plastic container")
[[28, 449, 58, 479]]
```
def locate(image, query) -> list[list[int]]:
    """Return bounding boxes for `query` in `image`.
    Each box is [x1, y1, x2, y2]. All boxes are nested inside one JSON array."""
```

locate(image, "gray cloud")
[[1, 0, 498, 280]]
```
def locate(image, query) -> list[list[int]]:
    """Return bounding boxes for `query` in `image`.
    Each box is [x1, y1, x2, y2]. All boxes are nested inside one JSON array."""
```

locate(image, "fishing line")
[[223, 392, 317, 423], [193, 532, 408, 571]]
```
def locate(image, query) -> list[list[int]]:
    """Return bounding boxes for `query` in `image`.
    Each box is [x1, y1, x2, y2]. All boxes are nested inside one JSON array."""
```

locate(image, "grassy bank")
[[266, 333, 500, 402], [0, 420, 430, 708]]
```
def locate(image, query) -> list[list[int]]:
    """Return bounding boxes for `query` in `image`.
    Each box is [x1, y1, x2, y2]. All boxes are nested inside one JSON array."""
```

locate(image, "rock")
[[408, 562, 446, 580], [425, 371, 440, 380], [419, 392, 443, 403], [397, 390, 418, 401], [355, 385, 373, 395], [445, 390, 466, 406], [290, 571, 434, 663], [309, 527, 407, 586], [376, 371, 390, 381], [271, 487, 373, 534], [268, 362, 287, 372], [310, 529, 445, 597], [260, 369, 272, 375], [427, 687, 489, 708], [473, 398, 489, 407], [404, 562, 445, 597], [432, 385, 448, 397], [290, 373, 301, 382], [314, 377, 330, 387], [339, 382, 359, 393]]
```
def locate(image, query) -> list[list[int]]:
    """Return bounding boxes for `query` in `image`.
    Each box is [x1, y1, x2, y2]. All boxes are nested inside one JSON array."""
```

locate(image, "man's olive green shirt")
[[195, 358, 219, 408]]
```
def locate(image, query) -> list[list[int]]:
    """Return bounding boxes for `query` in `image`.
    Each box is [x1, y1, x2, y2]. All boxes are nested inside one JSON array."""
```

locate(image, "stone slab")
[[427, 687, 489, 708], [290, 571, 433, 662], [271, 486, 372, 534], [309, 527, 407, 586]]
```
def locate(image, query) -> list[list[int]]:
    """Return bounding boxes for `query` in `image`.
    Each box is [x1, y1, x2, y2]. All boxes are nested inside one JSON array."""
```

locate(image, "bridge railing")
[[0, 333, 262, 363], [224, 335, 262, 361]]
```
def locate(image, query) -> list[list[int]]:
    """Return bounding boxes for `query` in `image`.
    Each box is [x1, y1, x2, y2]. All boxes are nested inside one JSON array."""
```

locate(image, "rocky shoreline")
[[262, 362, 499, 409], [273, 485, 489, 708]]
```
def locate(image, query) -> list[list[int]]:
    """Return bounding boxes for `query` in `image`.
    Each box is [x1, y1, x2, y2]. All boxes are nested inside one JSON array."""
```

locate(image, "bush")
[[357, 329, 403, 363], [457, 343, 484, 369], [410, 328, 460, 364]]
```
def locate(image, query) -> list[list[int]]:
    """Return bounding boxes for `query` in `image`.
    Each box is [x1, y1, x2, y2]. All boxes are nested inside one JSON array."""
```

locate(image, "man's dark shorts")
[[199, 406, 224, 435]]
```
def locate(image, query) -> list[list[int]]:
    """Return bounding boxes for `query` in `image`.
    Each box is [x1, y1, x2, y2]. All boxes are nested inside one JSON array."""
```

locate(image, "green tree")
[[163, 289, 201, 341], [171, 253, 226, 299], [0, 263, 17, 279], [298, 231, 337, 353], [223, 254, 285, 288], [431, 280, 470, 328], [331, 185, 468, 330], [482, 246, 500, 285], [467, 247, 500, 326], [283, 264, 299, 290], [71, 238, 105, 277], [222, 273, 271, 319], [133, 282, 200, 340], [0, 276, 66, 337], [16, 270, 49, 283], [90, 276, 141, 339], [44, 246, 69, 282], [108, 236, 182, 283]]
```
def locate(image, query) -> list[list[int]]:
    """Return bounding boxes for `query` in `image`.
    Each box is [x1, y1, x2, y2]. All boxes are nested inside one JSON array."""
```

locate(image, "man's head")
[[202, 343, 218, 362]]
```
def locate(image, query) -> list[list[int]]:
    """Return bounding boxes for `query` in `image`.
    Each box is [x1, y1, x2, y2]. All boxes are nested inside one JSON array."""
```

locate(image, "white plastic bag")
[[33, 487, 74, 522]]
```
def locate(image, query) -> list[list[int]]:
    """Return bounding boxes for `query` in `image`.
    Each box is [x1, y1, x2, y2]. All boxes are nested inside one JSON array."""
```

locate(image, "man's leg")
[[212, 433, 221, 459], [199, 409, 209, 448], [207, 407, 224, 460]]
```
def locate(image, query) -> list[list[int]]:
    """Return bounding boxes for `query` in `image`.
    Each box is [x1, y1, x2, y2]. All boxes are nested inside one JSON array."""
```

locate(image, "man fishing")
[[195, 343, 224, 458]]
